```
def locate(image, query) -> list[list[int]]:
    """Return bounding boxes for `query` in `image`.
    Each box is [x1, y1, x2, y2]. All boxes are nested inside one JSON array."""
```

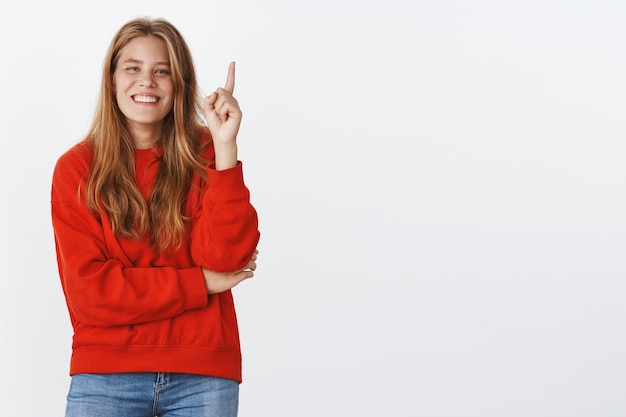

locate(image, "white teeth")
[[134, 95, 158, 103]]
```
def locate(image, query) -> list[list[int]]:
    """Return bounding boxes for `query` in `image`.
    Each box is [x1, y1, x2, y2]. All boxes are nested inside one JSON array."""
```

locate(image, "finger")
[[212, 91, 236, 108], [245, 260, 257, 271], [214, 98, 241, 123], [249, 249, 259, 262], [214, 87, 238, 103], [203, 93, 217, 112], [224, 61, 236, 94], [215, 100, 234, 123], [236, 269, 254, 281]]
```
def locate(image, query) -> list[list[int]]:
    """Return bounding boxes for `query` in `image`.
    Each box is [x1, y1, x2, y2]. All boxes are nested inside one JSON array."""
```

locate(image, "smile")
[[133, 95, 159, 103]]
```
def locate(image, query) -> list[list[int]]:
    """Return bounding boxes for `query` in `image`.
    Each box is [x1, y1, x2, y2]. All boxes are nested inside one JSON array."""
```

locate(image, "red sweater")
[[51, 135, 260, 383]]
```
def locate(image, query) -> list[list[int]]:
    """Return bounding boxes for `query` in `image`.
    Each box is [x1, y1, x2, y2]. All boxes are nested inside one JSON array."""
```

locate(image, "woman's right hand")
[[202, 250, 258, 294]]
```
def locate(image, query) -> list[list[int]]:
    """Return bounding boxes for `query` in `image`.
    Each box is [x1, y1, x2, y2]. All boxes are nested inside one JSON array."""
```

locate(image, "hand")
[[201, 250, 258, 294], [204, 62, 242, 149]]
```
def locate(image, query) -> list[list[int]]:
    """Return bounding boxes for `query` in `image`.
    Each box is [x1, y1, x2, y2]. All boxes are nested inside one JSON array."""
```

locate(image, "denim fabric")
[[65, 372, 239, 417]]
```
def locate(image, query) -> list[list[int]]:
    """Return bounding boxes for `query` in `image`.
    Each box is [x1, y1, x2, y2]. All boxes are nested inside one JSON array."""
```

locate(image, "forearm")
[[213, 142, 238, 171], [57, 251, 209, 327], [52, 201, 208, 327]]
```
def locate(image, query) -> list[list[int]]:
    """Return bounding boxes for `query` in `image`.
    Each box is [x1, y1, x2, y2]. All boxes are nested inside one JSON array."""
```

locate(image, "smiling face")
[[113, 36, 174, 148]]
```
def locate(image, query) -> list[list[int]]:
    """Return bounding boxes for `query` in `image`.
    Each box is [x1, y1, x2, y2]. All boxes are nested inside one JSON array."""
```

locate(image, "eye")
[[155, 68, 171, 75], [126, 66, 140, 72]]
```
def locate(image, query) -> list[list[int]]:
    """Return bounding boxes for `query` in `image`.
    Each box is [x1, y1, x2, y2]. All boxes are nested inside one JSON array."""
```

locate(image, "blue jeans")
[[65, 373, 239, 417]]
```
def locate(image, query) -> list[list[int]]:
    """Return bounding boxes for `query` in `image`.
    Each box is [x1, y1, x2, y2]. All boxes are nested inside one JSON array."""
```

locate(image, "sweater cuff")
[[179, 268, 209, 310], [206, 162, 249, 201]]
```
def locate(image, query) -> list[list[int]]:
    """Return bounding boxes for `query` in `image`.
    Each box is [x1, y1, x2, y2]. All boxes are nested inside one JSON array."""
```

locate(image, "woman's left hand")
[[204, 62, 242, 169]]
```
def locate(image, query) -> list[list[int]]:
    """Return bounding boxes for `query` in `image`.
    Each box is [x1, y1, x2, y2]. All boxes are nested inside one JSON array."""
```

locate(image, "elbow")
[[200, 230, 260, 272]]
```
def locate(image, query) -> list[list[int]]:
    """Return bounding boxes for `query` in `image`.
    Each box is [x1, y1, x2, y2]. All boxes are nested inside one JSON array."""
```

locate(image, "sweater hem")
[[69, 345, 242, 383]]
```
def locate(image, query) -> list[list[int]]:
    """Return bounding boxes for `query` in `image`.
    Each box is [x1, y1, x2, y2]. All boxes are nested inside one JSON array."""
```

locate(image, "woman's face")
[[113, 36, 174, 143]]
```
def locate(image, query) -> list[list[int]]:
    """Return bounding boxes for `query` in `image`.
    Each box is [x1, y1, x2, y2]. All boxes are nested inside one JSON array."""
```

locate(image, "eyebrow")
[[121, 58, 170, 66]]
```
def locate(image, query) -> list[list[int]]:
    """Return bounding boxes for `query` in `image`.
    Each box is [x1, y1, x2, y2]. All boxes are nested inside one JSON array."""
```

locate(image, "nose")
[[138, 73, 155, 87]]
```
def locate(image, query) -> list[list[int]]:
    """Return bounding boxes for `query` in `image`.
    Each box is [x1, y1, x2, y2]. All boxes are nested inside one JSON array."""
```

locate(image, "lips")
[[133, 94, 159, 103]]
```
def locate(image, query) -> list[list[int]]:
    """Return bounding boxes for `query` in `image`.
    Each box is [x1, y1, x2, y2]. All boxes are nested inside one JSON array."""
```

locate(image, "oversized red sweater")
[[51, 134, 260, 383]]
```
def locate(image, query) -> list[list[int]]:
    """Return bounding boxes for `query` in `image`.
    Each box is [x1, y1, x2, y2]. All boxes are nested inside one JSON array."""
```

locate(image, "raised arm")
[[192, 62, 260, 272], [204, 62, 241, 171]]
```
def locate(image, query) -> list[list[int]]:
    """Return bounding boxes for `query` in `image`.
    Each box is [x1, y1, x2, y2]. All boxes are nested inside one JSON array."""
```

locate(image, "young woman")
[[51, 17, 260, 417]]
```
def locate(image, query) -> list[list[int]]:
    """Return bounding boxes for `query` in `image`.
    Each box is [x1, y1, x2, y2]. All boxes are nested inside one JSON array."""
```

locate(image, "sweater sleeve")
[[190, 161, 260, 272], [51, 149, 209, 328]]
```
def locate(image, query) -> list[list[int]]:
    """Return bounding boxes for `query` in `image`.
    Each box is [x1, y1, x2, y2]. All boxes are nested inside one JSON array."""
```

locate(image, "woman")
[[51, 17, 260, 417]]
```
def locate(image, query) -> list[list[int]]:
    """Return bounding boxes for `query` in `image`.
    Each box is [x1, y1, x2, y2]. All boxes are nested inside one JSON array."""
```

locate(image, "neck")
[[129, 121, 163, 149]]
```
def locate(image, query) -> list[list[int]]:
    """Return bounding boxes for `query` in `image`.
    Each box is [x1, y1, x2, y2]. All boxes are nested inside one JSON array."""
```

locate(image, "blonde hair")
[[85, 17, 208, 251]]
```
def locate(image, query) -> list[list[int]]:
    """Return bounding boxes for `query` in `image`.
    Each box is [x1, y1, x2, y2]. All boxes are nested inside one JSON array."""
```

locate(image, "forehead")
[[118, 36, 169, 63]]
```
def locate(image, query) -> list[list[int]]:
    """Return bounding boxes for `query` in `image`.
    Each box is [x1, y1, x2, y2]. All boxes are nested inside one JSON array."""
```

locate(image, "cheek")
[[164, 79, 175, 96], [164, 86, 175, 109], [163, 97, 175, 115], [112, 73, 131, 93]]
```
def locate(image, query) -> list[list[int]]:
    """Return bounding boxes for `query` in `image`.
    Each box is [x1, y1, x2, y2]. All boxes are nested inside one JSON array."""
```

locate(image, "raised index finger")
[[224, 61, 236, 94]]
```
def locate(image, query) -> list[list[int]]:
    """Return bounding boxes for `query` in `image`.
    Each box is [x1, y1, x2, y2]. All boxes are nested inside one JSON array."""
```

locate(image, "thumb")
[[236, 269, 254, 281], [204, 93, 217, 112]]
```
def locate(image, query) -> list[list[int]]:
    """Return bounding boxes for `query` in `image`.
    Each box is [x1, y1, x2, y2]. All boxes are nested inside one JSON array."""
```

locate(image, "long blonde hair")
[[85, 17, 208, 252]]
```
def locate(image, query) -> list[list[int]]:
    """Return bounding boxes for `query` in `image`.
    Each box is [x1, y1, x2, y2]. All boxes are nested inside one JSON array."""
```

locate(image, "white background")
[[1, 0, 625, 416]]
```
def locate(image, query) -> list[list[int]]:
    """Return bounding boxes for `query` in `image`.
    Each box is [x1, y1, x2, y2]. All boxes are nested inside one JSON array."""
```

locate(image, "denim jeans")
[[65, 373, 239, 417]]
